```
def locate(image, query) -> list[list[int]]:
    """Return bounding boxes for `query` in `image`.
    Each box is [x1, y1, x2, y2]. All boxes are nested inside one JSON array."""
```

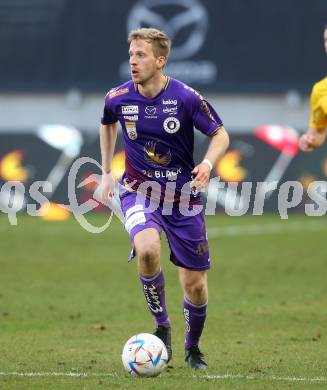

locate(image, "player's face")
[[129, 39, 162, 84], [324, 28, 327, 54]]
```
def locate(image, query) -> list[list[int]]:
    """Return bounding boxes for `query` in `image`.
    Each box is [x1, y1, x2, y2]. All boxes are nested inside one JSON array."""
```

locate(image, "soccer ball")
[[122, 333, 168, 377]]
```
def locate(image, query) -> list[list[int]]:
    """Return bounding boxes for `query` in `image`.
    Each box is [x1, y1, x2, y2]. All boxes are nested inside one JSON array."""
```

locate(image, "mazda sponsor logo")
[[145, 106, 156, 115]]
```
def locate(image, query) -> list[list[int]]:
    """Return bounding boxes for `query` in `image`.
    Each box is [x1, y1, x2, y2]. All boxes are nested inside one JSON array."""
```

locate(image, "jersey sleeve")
[[309, 83, 327, 129], [188, 92, 223, 136], [101, 96, 118, 125], [319, 95, 327, 115]]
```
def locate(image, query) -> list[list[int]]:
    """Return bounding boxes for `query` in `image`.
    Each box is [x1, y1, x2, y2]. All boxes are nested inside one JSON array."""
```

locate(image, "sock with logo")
[[183, 296, 207, 349], [139, 270, 170, 328]]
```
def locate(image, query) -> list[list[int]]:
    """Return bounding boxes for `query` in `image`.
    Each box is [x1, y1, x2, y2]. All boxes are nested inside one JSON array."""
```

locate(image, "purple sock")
[[183, 297, 207, 349], [139, 270, 170, 328]]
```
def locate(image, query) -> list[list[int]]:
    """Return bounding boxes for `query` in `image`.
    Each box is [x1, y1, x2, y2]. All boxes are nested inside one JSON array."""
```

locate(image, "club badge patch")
[[163, 117, 180, 134], [125, 121, 137, 140]]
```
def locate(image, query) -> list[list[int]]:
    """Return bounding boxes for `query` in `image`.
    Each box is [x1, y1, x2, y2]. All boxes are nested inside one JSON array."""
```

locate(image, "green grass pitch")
[[0, 213, 326, 389]]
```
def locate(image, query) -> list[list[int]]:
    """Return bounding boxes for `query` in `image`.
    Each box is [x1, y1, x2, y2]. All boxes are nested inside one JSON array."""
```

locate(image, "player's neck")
[[137, 74, 167, 98]]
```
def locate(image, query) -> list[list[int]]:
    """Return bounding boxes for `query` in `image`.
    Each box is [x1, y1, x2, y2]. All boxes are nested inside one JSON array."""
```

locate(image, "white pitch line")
[[208, 220, 327, 237], [205, 374, 327, 383], [270, 375, 327, 382], [0, 371, 326, 383], [0, 372, 116, 378]]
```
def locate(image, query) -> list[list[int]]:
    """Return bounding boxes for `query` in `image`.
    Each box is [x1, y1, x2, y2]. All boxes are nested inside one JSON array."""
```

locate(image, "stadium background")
[[0, 0, 327, 215]]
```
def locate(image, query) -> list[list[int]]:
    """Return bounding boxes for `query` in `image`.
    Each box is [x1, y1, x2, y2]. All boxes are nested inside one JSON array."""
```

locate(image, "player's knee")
[[137, 243, 159, 269], [185, 278, 207, 300]]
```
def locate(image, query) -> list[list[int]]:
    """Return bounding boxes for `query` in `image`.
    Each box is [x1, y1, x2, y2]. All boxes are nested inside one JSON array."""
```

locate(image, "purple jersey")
[[101, 77, 223, 204]]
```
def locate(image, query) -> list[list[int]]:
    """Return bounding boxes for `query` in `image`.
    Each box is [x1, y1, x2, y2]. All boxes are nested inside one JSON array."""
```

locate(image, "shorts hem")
[[169, 254, 211, 271]]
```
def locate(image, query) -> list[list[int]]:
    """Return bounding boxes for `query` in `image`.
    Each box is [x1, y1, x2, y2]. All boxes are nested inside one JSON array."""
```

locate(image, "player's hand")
[[299, 129, 327, 152], [190, 162, 212, 191], [100, 171, 116, 202]]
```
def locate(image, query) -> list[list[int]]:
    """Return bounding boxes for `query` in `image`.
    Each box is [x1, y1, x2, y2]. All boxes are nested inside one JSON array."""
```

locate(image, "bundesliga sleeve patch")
[[107, 87, 129, 99], [200, 101, 216, 122]]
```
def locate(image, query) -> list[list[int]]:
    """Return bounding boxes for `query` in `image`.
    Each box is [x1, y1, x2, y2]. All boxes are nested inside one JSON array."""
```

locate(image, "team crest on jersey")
[[163, 117, 180, 134], [144, 141, 171, 166], [125, 121, 137, 140], [108, 87, 129, 99]]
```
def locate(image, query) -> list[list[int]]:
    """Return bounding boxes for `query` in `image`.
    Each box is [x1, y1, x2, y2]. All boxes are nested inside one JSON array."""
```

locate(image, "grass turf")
[[0, 213, 326, 389]]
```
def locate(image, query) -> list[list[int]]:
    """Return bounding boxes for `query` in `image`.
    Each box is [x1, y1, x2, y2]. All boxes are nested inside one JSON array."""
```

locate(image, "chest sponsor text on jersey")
[[162, 99, 178, 105], [142, 168, 182, 179], [122, 105, 139, 114], [123, 115, 138, 121], [163, 106, 178, 115]]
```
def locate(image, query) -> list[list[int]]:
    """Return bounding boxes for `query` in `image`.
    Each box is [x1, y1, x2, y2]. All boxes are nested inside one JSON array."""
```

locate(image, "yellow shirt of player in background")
[[310, 76, 327, 129]]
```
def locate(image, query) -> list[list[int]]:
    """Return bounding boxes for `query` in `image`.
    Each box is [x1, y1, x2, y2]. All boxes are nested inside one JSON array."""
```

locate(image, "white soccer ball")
[[122, 333, 168, 377]]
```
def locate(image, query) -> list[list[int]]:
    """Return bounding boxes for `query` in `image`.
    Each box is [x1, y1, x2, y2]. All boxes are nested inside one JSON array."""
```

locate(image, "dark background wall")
[[1, 0, 326, 92]]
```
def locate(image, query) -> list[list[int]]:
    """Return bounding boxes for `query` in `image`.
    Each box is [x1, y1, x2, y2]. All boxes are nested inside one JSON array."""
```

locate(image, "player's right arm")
[[99, 121, 119, 201], [99, 90, 121, 201], [100, 122, 118, 174]]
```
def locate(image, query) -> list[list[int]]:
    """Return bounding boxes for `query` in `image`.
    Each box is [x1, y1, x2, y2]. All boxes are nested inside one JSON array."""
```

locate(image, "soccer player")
[[100, 28, 229, 369], [299, 25, 327, 152]]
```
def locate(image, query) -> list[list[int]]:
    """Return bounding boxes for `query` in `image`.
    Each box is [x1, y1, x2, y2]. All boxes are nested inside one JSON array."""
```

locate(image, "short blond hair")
[[128, 28, 171, 59]]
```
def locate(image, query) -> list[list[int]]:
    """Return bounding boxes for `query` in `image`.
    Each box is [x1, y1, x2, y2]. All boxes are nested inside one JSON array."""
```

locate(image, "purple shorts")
[[120, 191, 211, 271]]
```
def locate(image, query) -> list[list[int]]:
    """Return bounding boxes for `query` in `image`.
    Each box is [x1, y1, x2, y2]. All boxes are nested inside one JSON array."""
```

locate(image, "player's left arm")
[[299, 127, 327, 152], [299, 87, 327, 152], [191, 126, 229, 189]]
